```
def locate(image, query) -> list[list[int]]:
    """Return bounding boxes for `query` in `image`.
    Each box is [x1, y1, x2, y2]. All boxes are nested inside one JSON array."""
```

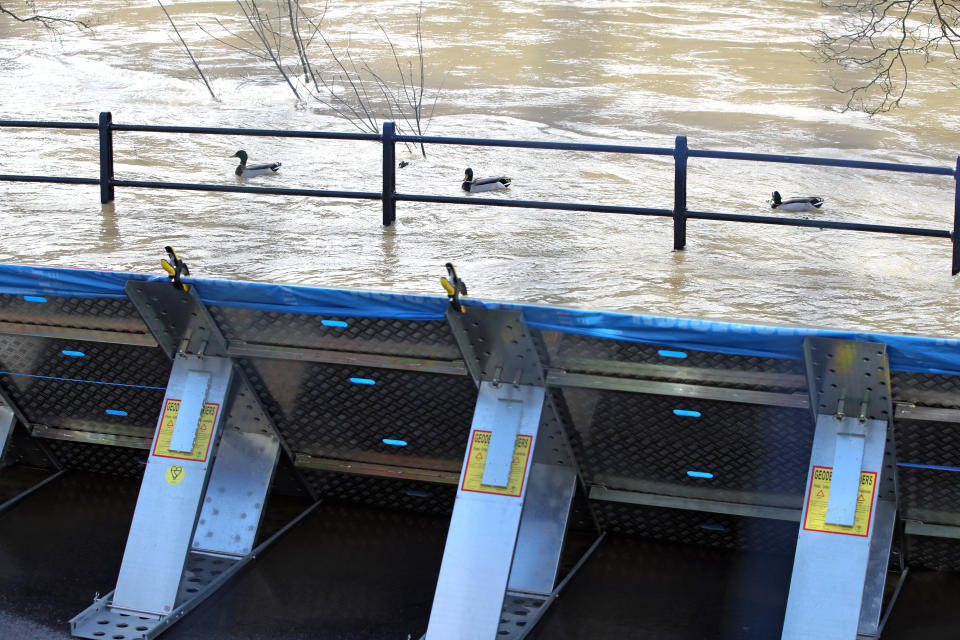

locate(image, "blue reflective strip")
[[0, 371, 165, 390], [382, 438, 408, 446], [405, 490, 430, 497], [23, 295, 47, 303], [105, 409, 128, 416], [897, 462, 960, 472], [61, 350, 85, 357], [321, 319, 349, 327], [700, 523, 725, 531], [658, 350, 687, 359], [673, 409, 701, 418], [687, 470, 714, 479], [349, 377, 376, 385]]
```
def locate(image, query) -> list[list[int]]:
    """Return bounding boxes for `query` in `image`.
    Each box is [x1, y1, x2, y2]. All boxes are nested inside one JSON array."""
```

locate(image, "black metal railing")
[[2, 112, 958, 273]]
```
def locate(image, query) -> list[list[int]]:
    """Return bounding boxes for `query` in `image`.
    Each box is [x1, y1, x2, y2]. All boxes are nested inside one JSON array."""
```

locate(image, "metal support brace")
[[70, 354, 285, 638], [124, 279, 316, 502], [0, 405, 66, 515], [782, 338, 898, 640], [123, 280, 229, 360], [71, 281, 302, 639], [0, 383, 61, 472], [424, 308, 592, 640], [0, 405, 14, 467]]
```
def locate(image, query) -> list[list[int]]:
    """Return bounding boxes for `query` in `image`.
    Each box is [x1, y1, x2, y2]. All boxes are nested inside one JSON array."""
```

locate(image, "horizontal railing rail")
[[2, 112, 958, 273]]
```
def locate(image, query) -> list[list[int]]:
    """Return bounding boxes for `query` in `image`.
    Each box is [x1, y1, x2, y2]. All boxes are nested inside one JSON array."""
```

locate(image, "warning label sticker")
[[152, 399, 220, 462], [165, 464, 186, 485], [461, 430, 533, 497], [802, 465, 878, 537]]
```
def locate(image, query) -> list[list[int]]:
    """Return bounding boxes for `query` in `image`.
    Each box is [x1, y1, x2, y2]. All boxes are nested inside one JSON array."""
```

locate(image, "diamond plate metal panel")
[[301, 468, 457, 515], [239, 358, 477, 463], [591, 500, 800, 554], [0, 375, 165, 432], [894, 419, 960, 521], [544, 332, 806, 390], [210, 306, 461, 359], [0, 335, 168, 434], [0, 293, 150, 333], [894, 418, 960, 467], [891, 371, 960, 408], [897, 467, 960, 521], [906, 535, 960, 571], [43, 440, 146, 478], [563, 388, 814, 495], [0, 335, 170, 387]]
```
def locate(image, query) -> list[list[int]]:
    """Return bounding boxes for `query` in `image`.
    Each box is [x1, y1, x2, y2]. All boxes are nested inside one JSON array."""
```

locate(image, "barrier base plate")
[[71, 552, 242, 640]]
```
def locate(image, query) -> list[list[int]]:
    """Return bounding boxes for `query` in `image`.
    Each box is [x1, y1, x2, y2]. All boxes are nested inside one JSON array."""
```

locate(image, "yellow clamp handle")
[[160, 259, 176, 277], [440, 277, 465, 313]]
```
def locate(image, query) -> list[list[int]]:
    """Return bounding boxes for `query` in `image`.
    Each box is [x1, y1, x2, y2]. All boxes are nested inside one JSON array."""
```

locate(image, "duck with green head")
[[461, 168, 511, 192], [232, 150, 281, 177]]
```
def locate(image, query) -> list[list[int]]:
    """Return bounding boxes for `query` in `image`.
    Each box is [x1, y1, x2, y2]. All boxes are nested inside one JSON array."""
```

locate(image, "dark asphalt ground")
[[0, 472, 957, 639]]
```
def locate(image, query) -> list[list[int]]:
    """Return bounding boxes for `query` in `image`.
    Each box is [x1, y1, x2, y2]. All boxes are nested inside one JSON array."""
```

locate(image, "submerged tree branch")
[[158, 0, 219, 102]]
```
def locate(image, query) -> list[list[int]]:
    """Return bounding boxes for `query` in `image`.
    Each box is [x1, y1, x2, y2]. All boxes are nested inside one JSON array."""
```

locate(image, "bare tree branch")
[[158, 1, 219, 102], [194, 0, 445, 153], [813, 0, 960, 113], [0, 1, 89, 29]]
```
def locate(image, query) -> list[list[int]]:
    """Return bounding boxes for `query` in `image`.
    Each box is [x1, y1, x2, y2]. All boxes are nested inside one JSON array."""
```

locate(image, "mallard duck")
[[462, 168, 511, 192], [771, 191, 823, 212], [232, 150, 281, 177]]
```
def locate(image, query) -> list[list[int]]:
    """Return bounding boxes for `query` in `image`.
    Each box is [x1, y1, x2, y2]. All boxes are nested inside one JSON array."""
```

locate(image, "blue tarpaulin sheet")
[[1, 263, 959, 375]]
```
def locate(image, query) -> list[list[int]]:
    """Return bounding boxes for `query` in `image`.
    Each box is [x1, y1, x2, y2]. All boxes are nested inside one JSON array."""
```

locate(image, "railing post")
[[953, 156, 960, 275], [673, 135, 687, 250], [382, 121, 396, 226], [98, 111, 115, 204]]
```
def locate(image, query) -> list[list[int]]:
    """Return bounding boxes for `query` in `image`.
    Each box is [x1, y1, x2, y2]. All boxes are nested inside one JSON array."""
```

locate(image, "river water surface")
[[1, 0, 959, 336]]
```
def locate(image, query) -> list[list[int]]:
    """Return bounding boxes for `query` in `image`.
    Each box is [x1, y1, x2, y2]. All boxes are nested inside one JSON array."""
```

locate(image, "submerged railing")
[[2, 112, 959, 273]]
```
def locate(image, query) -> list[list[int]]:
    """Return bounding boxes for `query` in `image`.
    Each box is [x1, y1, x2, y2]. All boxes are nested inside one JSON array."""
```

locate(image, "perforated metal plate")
[[563, 388, 814, 496], [0, 293, 150, 333], [71, 553, 243, 640], [210, 307, 462, 359], [3, 421, 56, 468], [175, 553, 242, 606], [498, 592, 550, 640], [238, 358, 477, 463]]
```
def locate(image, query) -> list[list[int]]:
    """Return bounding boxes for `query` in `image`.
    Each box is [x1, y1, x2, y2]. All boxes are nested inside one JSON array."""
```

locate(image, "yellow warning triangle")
[[816, 489, 825, 498], [858, 493, 865, 502]]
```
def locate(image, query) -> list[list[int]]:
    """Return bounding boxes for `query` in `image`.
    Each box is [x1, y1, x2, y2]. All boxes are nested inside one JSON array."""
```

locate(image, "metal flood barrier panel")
[[0, 263, 958, 639]]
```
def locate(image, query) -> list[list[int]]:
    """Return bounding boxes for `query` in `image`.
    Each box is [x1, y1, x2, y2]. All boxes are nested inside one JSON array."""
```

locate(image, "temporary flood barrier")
[[0, 261, 957, 639]]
